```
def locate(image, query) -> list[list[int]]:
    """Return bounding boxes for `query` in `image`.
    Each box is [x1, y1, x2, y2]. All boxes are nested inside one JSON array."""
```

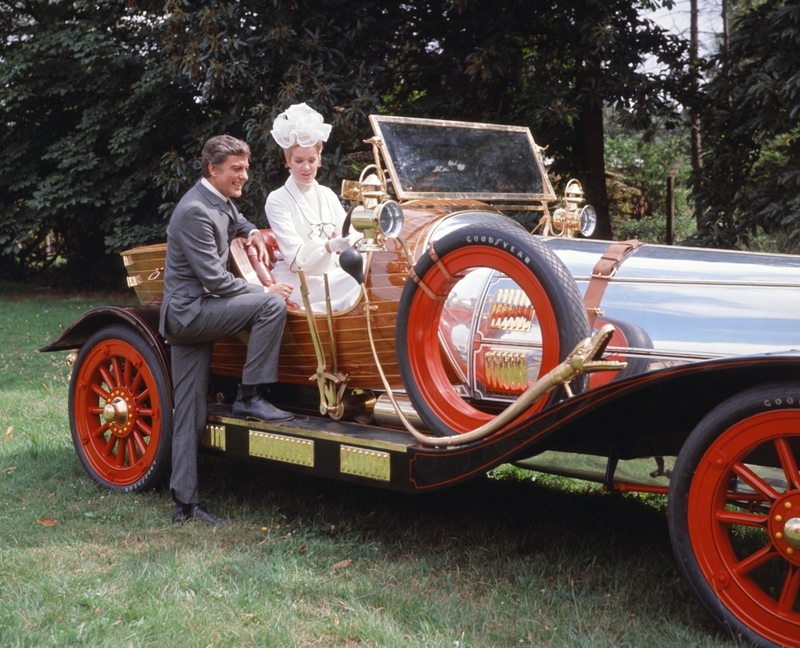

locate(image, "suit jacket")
[[159, 180, 263, 336]]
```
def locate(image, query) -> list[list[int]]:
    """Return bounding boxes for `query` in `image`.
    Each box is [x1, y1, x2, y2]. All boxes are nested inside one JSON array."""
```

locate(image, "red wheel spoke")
[[122, 357, 133, 389], [733, 544, 776, 577], [110, 357, 123, 389], [125, 437, 137, 466], [99, 365, 115, 391], [103, 434, 117, 457], [131, 429, 147, 457], [90, 383, 110, 400], [774, 437, 800, 491], [116, 439, 127, 467], [91, 422, 110, 439], [134, 388, 151, 406], [732, 461, 780, 502], [716, 509, 768, 528], [130, 368, 144, 395], [778, 565, 800, 614], [135, 419, 152, 438]]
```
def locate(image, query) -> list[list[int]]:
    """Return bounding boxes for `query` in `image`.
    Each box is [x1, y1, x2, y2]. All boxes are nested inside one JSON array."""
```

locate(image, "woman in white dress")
[[265, 103, 362, 313]]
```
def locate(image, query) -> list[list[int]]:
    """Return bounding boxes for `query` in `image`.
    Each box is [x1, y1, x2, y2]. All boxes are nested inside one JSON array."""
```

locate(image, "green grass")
[[0, 283, 738, 647]]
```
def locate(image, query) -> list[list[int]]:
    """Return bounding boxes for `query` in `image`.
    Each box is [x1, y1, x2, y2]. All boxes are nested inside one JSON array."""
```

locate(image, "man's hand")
[[266, 281, 294, 301], [246, 230, 269, 265]]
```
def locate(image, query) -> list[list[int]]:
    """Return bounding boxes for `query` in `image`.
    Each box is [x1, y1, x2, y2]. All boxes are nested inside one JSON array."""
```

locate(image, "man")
[[159, 135, 294, 526]]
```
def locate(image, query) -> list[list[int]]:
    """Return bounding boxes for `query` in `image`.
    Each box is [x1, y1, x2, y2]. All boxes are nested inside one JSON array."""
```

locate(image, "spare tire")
[[396, 220, 590, 436]]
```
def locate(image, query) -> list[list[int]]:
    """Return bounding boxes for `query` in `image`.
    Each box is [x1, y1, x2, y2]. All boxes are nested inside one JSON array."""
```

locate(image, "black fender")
[[406, 352, 800, 490], [39, 303, 172, 403]]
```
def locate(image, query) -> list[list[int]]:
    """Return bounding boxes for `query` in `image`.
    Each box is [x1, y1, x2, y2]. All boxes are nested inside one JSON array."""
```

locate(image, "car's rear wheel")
[[668, 383, 800, 647], [69, 324, 172, 492], [396, 221, 590, 437]]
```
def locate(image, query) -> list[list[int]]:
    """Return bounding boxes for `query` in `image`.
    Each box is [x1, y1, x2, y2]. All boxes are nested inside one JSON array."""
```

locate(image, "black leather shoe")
[[172, 503, 228, 526], [232, 384, 294, 422]]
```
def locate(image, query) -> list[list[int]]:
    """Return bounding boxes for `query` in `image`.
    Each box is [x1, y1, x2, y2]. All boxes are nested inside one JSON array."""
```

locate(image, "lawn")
[[0, 282, 736, 647]]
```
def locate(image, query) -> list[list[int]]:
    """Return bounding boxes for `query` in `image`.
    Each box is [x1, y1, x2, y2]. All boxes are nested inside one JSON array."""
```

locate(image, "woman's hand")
[[326, 234, 351, 254]]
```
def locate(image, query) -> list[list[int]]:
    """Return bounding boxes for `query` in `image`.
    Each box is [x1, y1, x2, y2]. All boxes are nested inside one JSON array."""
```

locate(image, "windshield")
[[370, 116, 555, 203]]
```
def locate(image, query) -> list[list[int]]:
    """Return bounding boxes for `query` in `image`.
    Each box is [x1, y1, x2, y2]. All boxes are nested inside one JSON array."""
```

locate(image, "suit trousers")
[[165, 291, 287, 504]]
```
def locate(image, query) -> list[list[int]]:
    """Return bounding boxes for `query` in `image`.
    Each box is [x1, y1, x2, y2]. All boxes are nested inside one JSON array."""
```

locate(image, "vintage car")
[[42, 116, 800, 648]]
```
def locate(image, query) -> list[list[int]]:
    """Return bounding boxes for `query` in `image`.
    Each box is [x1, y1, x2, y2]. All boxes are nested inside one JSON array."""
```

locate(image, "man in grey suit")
[[159, 135, 294, 525]]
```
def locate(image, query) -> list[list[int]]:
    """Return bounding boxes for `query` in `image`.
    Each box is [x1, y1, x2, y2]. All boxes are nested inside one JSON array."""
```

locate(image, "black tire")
[[396, 220, 590, 437], [69, 324, 172, 492], [668, 382, 800, 647], [590, 316, 653, 387]]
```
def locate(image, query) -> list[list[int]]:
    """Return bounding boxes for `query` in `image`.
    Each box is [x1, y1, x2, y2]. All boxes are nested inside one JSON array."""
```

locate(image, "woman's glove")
[[327, 235, 351, 253]]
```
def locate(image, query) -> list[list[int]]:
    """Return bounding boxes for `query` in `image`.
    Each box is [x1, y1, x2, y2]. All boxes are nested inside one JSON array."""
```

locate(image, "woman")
[[265, 103, 362, 313]]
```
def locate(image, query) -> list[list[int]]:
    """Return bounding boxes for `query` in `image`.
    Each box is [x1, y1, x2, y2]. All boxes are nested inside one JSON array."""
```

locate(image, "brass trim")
[[340, 445, 391, 481], [202, 424, 226, 451], [126, 275, 143, 288], [484, 350, 528, 395], [208, 412, 413, 453], [249, 431, 314, 467], [488, 288, 533, 332]]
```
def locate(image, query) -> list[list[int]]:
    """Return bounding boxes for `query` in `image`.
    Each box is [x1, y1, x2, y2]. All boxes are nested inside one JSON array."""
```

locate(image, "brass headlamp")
[[340, 144, 405, 251], [541, 179, 596, 238]]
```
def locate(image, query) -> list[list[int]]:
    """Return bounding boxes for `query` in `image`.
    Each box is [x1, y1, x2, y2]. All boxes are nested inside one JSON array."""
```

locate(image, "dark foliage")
[[0, 0, 687, 286], [692, 0, 800, 250]]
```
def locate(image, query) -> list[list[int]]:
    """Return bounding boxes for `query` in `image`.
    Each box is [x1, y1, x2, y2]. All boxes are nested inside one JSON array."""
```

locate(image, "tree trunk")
[[690, 0, 703, 226], [576, 100, 612, 240]]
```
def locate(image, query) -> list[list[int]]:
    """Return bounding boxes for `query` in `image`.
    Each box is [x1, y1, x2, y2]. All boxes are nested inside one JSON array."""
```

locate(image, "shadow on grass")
[[201, 454, 672, 559], [193, 454, 729, 641]]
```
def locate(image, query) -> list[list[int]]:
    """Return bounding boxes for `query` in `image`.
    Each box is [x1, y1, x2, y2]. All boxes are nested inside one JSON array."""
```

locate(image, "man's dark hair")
[[201, 135, 251, 178]]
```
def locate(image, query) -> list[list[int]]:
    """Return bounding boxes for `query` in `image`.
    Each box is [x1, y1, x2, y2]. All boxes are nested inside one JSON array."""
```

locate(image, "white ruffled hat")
[[270, 103, 332, 149]]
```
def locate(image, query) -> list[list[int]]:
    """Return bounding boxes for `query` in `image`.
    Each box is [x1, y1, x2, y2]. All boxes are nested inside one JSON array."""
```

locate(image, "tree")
[[371, 0, 688, 240], [692, 0, 800, 250], [154, 0, 397, 222], [0, 0, 689, 285], [0, 0, 204, 285]]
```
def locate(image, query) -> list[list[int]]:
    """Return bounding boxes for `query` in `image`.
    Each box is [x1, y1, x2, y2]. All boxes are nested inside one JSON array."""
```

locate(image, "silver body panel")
[[545, 237, 800, 362]]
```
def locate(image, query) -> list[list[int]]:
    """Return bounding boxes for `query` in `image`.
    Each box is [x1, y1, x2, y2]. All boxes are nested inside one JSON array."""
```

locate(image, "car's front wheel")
[[668, 383, 800, 647]]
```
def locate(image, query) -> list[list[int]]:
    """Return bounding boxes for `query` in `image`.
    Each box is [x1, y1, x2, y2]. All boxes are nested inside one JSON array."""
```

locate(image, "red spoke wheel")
[[69, 324, 172, 491], [669, 383, 800, 647], [397, 220, 589, 437]]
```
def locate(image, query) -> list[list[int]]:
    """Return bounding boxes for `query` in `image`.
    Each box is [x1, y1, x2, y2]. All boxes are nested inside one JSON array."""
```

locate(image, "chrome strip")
[[574, 276, 800, 289]]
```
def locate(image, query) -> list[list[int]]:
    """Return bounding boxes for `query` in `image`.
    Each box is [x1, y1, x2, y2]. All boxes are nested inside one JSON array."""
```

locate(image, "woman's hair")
[[202, 135, 251, 178], [283, 141, 324, 163]]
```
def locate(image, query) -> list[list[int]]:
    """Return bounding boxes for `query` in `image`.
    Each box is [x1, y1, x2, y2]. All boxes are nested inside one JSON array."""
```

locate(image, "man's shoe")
[[232, 384, 294, 422], [172, 503, 228, 526]]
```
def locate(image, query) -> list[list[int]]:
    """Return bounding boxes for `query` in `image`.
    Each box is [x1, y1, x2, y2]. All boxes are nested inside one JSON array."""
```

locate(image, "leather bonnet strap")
[[583, 239, 643, 328]]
